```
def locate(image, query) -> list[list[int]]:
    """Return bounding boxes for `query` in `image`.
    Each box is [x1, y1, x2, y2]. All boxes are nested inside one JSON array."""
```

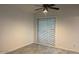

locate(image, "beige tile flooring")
[[7, 43, 79, 54]]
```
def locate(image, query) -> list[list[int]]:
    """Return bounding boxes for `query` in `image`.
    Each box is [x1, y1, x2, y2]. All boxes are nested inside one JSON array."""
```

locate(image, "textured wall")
[[0, 5, 34, 53], [55, 5, 79, 52], [36, 5, 79, 52]]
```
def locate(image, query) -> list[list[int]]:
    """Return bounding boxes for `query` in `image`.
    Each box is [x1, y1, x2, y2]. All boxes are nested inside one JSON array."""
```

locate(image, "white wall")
[[36, 4, 79, 52], [0, 5, 34, 53], [55, 5, 79, 52]]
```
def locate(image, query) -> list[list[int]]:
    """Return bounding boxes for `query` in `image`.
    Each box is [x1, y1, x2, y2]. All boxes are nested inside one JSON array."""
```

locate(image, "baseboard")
[[55, 46, 79, 53], [0, 42, 34, 54]]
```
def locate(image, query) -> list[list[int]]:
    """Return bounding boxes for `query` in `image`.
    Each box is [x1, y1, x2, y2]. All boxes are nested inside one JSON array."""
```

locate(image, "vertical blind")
[[37, 18, 56, 47]]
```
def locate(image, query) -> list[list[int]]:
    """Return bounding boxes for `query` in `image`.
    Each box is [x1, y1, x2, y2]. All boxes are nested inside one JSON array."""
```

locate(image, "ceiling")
[[0, 4, 79, 14]]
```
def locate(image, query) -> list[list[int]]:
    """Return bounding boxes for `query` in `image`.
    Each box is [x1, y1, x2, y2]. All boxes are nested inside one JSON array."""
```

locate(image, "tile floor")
[[7, 43, 79, 54]]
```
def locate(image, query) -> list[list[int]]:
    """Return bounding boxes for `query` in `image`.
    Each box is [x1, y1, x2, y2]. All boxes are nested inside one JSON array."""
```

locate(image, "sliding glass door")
[[37, 17, 56, 47]]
